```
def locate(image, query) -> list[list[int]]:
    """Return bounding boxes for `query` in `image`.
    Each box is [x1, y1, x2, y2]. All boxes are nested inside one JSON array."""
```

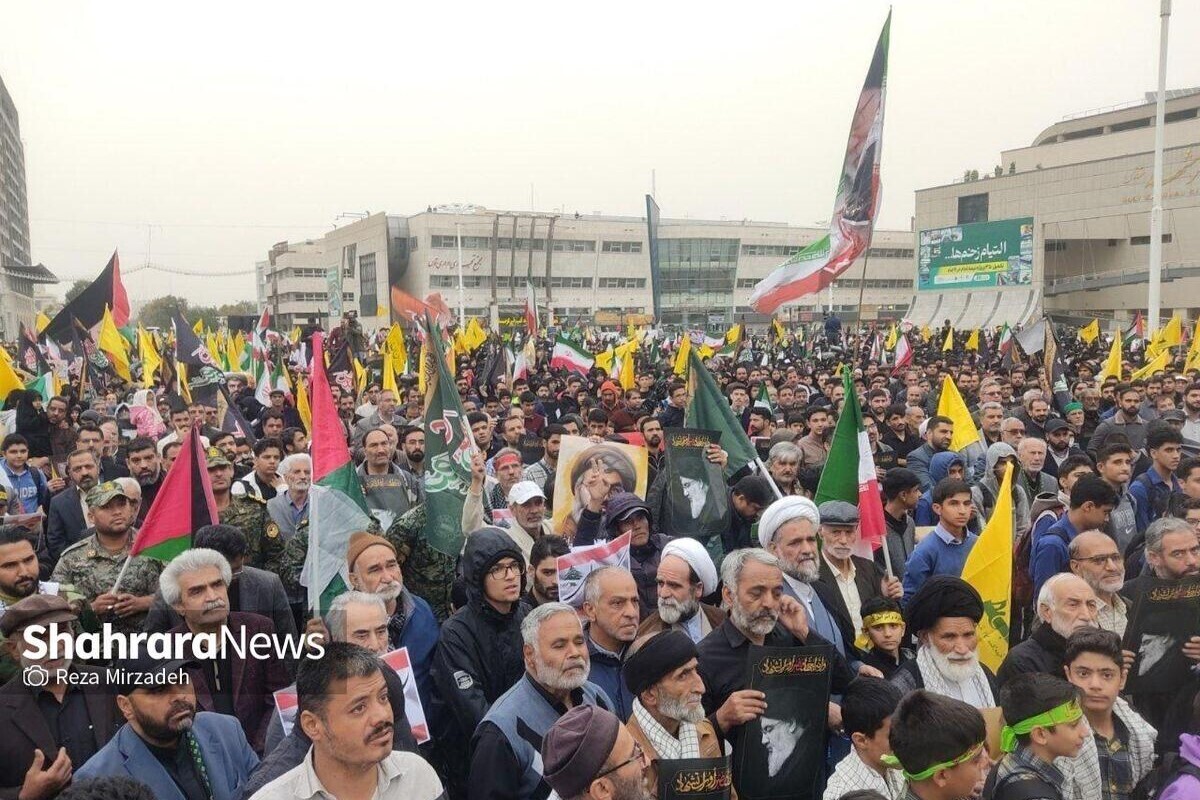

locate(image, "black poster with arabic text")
[[734, 645, 833, 800], [662, 427, 728, 542], [1122, 575, 1200, 695], [659, 757, 732, 800]]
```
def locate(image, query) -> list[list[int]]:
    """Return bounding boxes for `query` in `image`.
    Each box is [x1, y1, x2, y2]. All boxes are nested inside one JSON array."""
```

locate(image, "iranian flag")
[[814, 368, 888, 565], [997, 323, 1013, 354], [301, 332, 375, 613], [551, 334, 594, 375], [749, 12, 889, 313], [254, 358, 276, 407], [525, 281, 538, 338], [891, 333, 912, 375], [129, 428, 219, 562]]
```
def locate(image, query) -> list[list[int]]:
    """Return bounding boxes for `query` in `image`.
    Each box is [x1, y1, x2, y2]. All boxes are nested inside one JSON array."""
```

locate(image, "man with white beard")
[[622, 630, 723, 798], [759, 496, 880, 678], [636, 537, 725, 643], [888, 575, 998, 709], [469, 602, 614, 800], [996, 573, 1098, 689], [1068, 529, 1129, 636]]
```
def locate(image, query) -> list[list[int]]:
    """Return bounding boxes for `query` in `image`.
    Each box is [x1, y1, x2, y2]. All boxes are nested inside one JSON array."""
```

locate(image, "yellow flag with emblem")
[[1099, 329, 1123, 382], [386, 323, 408, 374], [1079, 319, 1099, 345], [942, 327, 953, 352], [920, 325, 932, 342], [1131, 349, 1170, 381], [99, 306, 132, 382], [295, 377, 312, 431], [673, 334, 691, 376], [961, 461, 1015, 672], [964, 329, 979, 351], [138, 325, 162, 389], [35, 312, 51, 334], [381, 350, 399, 396], [885, 324, 897, 350]]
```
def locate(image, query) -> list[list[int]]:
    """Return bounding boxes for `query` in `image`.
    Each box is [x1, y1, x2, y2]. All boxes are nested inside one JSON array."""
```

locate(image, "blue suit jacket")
[[76, 712, 259, 800]]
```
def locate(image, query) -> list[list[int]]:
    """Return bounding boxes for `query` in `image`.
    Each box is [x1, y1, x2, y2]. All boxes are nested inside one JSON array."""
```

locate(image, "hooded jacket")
[[602, 492, 670, 616], [914, 451, 964, 526], [972, 442, 1031, 535], [431, 527, 528, 748]]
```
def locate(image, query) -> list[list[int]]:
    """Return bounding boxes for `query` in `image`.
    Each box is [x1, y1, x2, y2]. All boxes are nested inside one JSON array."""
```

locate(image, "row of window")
[[278, 292, 357, 303], [428, 235, 610, 253], [1044, 235, 1175, 251], [427, 274, 604, 289]]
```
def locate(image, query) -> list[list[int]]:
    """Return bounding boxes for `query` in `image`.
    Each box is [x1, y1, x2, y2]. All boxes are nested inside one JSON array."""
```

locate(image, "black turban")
[[622, 630, 697, 697], [904, 576, 983, 634]]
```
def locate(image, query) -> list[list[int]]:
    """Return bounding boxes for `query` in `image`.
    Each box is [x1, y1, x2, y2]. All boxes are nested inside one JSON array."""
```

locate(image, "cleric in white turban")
[[757, 496, 821, 550], [636, 537, 727, 643]]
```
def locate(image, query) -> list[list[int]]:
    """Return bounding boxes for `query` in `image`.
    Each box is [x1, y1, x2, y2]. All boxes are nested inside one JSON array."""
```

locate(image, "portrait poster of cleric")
[[735, 645, 832, 800], [551, 435, 649, 534], [662, 428, 729, 542], [658, 755, 733, 800], [1121, 573, 1200, 694]]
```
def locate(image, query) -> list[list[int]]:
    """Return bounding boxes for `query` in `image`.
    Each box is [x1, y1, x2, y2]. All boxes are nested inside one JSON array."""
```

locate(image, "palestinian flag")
[[1126, 311, 1146, 341], [814, 368, 887, 561], [302, 332, 374, 613], [551, 334, 594, 375], [45, 251, 130, 343], [749, 12, 889, 313], [130, 428, 218, 561], [420, 312, 475, 557]]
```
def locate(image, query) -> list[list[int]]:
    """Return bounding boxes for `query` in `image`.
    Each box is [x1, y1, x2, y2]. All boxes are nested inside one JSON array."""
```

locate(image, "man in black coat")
[[44, 449, 100, 570], [995, 573, 1098, 689]]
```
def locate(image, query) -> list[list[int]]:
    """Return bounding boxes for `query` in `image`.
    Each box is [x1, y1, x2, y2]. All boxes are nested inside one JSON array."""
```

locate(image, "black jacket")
[[431, 527, 528, 749], [996, 624, 1067, 689]]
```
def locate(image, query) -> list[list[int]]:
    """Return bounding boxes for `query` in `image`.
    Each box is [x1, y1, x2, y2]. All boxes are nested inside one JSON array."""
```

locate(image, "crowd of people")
[[0, 313, 1198, 800]]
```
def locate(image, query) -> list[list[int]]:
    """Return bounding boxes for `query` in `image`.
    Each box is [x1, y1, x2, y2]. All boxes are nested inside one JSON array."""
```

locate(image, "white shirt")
[[250, 747, 444, 800], [822, 551, 864, 633], [823, 747, 907, 800]]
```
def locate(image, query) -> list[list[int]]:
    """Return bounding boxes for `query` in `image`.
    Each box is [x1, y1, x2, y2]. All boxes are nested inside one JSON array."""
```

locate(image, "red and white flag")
[[891, 334, 912, 375]]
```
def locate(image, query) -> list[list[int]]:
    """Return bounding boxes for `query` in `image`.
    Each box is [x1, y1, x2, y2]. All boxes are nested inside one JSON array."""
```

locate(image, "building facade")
[[910, 88, 1200, 330], [0, 73, 54, 340], [258, 209, 914, 332]]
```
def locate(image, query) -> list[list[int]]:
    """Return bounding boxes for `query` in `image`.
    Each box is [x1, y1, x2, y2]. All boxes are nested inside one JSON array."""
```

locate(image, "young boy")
[[824, 678, 907, 799], [885, 689, 990, 800], [902, 478, 978, 603], [986, 673, 1089, 800], [1060, 628, 1157, 799], [858, 596, 914, 679]]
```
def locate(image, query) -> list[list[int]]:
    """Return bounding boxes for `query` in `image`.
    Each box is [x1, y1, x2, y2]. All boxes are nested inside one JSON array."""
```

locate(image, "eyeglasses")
[[594, 742, 645, 781], [488, 561, 522, 580], [1070, 553, 1123, 567]]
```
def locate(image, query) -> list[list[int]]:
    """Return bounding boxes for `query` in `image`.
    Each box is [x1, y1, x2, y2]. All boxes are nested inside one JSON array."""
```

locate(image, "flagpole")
[[1148, 0, 1170, 333], [456, 221, 466, 331]]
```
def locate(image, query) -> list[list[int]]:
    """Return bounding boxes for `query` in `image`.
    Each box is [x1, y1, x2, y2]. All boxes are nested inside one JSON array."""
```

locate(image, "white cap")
[[508, 480, 546, 506]]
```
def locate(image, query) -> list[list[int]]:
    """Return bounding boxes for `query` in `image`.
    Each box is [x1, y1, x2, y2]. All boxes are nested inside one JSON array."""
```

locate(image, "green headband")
[[1000, 699, 1082, 752], [880, 741, 984, 782]]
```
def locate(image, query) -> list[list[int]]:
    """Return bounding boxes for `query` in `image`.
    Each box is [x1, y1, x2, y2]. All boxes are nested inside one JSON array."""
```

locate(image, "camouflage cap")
[[205, 447, 232, 468], [85, 480, 132, 508]]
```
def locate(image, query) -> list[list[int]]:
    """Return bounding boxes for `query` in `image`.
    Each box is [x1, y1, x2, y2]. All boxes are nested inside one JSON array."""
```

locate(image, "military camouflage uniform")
[[276, 515, 381, 611], [386, 504, 458, 622], [50, 533, 163, 636], [219, 495, 285, 574]]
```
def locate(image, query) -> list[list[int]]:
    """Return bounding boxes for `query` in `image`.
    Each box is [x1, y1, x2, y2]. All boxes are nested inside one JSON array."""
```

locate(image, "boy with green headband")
[[986, 673, 1089, 799], [885, 689, 989, 800]]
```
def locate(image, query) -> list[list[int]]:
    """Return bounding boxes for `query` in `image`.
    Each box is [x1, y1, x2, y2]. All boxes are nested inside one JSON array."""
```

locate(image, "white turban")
[[661, 537, 718, 596], [757, 496, 821, 549]]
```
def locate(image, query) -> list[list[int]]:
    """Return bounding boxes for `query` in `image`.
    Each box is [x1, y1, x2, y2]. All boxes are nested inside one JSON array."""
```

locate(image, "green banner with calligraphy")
[[917, 217, 1033, 291]]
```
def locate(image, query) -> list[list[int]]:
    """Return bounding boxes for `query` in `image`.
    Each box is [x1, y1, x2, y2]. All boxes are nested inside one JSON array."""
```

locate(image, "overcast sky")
[[3, 0, 1197, 307]]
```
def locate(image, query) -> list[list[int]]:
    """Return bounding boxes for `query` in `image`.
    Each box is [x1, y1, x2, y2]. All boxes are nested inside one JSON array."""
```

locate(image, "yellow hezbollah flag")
[[961, 461, 1015, 672], [192, 318, 204, 336], [99, 306, 132, 382], [942, 327, 954, 352], [386, 323, 408, 374], [35, 312, 51, 335], [673, 335, 691, 376], [138, 325, 162, 388], [1099, 329, 1123, 382], [920, 325, 932, 342], [1186, 322, 1200, 373], [772, 318, 786, 345], [0, 349, 23, 403], [1131, 349, 1170, 381], [936, 375, 983, 453], [295, 377, 312, 432], [885, 324, 898, 350], [1079, 319, 1099, 345], [964, 329, 979, 351], [381, 350, 399, 396], [595, 346, 616, 376]]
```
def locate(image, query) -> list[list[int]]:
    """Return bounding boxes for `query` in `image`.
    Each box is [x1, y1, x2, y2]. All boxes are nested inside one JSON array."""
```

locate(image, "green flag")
[[684, 349, 758, 476], [421, 312, 475, 557]]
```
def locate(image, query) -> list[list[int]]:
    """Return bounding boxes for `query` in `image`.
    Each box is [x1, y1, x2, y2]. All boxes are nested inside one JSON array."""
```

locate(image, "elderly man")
[[888, 576, 997, 709], [697, 549, 853, 743], [758, 497, 873, 677], [468, 480, 554, 565], [542, 705, 651, 800], [816, 500, 903, 636], [637, 537, 725, 643], [266, 453, 311, 543], [1016, 436, 1057, 500], [464, 448, 527, 532], [469, 602, 613, 800], [622, 630, 723, 798], [996, 573, 1098, 688], [351, 388, 400, 446], [357, 428, 421, 528], [248, 595, 420, 795], [582, 566, 640, 721], [0, 595, 120, 800], [345, 532, 439, 713], [764, 441, 804, 497], [51, 481, 161, 636], [161, 548, 290, 753], [1068, 529, 1129, 637], [1000, 416, 1026, 449]]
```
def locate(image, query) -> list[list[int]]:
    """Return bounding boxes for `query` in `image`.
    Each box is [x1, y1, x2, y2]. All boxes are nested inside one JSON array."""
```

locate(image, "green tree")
[[65, 280, 91, 304], [217, 301, 257, 317], [138, 295, 191, 330]]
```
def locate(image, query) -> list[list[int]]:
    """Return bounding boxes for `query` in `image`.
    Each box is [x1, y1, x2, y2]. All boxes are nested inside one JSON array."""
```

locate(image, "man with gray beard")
[[888, 576, 998, 710], [1068, 528, 1129, 637], [469, 602, 614, 800], [696, 549, 853, 742], [636, 537, 725, 644], [622, 630, 723, 798]]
